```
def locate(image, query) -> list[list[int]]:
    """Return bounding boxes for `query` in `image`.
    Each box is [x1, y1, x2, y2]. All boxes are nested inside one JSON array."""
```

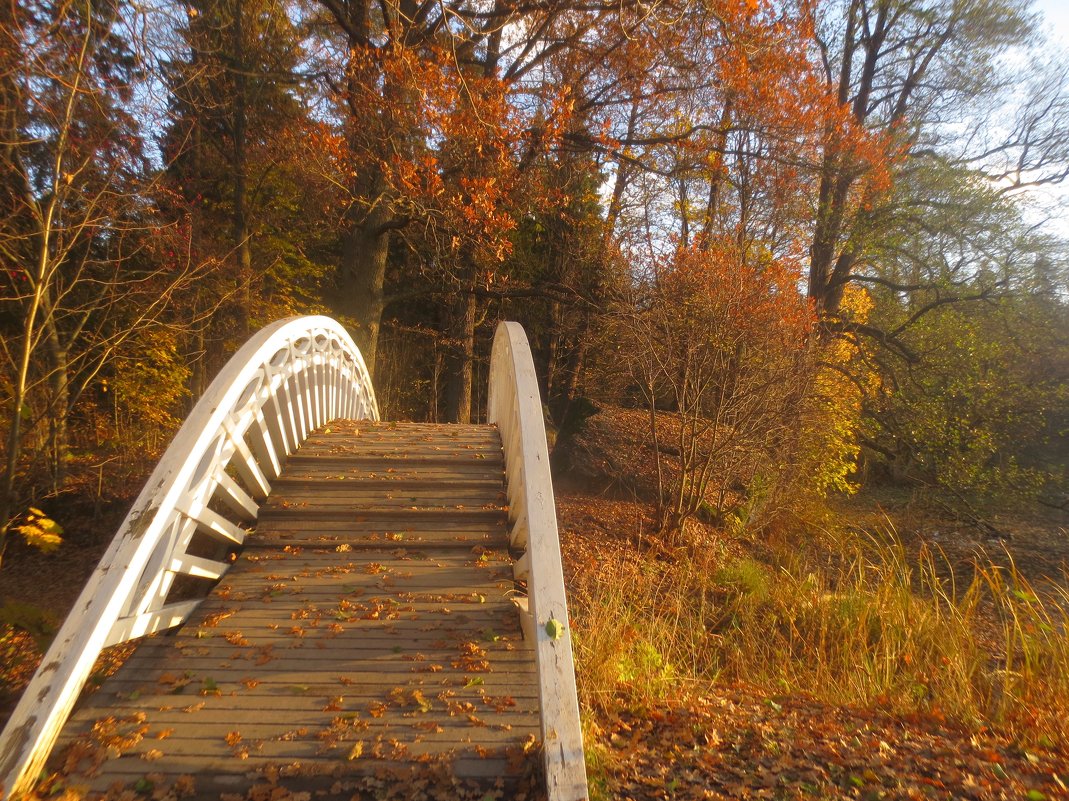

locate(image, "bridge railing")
[[0, 316, 377, 799], [488, 321, 588, 801]]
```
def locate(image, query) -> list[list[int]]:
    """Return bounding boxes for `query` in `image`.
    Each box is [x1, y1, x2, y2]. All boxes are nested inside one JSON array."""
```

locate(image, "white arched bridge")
[[0, 317, 586, 801]]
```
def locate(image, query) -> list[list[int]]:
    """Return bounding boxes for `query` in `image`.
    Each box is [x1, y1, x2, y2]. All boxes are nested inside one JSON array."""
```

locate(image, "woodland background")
[[2, 0, 1068, 533], [4, 0, 1069, 797]]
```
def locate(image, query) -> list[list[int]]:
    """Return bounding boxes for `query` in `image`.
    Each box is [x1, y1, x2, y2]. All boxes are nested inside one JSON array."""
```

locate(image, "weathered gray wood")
[[49, 422, 541, 798]]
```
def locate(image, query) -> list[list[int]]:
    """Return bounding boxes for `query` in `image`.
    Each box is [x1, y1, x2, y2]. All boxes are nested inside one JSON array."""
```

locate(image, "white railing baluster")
[[310, 357, 323, 430], [341, 369, 354, 419], [487, 322, 587, 801], [214, 470, 259, 522], [272, 370, 297, 453], [247, 409, 282, 481], [292, 363, 310, 442], [174, 499, 246, 546], [287, 368, 306, 444], [327, 367, 337, 421], [0, 316, 376, 799], [104, 600, 201, 648], [306, 363, 318, 433], [120, 517, 183, 620], [223, 419, 272, 500], [262, 380, 294, 459]]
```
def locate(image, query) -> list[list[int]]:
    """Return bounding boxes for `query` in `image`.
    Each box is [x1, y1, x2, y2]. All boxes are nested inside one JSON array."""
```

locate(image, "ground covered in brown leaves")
[[836, 490, 1069, 590], [555, 488, 1069, 800], [589, 688, 1067, 800], [1, 496, 129, 725]]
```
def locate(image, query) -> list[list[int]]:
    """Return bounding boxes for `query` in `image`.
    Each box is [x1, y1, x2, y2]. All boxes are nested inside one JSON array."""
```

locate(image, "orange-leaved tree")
[[308, 0, 540, 381], [616, 239, 815, 533]]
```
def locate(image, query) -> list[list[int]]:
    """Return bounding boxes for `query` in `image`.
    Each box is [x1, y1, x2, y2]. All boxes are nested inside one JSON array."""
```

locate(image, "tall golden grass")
[[570, 525, 1069, 745]]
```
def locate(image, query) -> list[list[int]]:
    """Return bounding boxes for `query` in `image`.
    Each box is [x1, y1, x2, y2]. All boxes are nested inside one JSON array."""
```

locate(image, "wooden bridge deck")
[[53, 421, 543, 799]]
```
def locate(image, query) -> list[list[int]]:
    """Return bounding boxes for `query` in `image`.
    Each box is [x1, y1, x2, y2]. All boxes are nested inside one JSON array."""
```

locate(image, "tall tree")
[[308, 0, 693, 394], [805, 0, 1055, 320], [163, 0, 322, 389], [0, 0, 203, 549]]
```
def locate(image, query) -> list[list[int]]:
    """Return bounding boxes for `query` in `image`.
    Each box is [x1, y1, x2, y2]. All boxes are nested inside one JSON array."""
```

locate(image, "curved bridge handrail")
[[488, 322, 587, 801], [0, 316, 377, 799]]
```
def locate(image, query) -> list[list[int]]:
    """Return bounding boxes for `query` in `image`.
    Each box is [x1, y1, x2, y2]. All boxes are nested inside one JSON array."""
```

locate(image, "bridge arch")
[[0, 317, 586, 801], [1, 316, 376, 798]]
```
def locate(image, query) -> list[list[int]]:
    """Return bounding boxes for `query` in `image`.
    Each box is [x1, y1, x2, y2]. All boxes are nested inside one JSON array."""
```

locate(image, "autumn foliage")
[[612, 241, 816, 532], [2, 0, 1069, 795], [336, 43, 528, 268]]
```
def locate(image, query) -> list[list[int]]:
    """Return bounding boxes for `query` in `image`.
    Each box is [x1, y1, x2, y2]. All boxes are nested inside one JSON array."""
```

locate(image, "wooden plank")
[[265, 486, 505, 500], [311, 421, 495, 434], [294, 440, 502, 452], [213, 570, 517, 588], [269, 477, 504, 490], [293, 449, 503, 461], [212, 559, 516, 578], [85, 674, 539, 696], [115, 645, 535, 666], [252, 519, 506, 532], [199, 586, 517, 598], [95, 677, 538, 699], [68, 699, 539, 726], [184, 595, 521, 611], [57, 754, 533, 783], [272, 469, 505, 484], [118, 631, 532, 655], [278, 461, 501, 472], [214, 546, 514, 565], [60, 732, 536, 762], [283, 451, 504, 464], [44, 420, 549, 799], [177, 599, 523, 618], [245, 533, 502, 549], [259, 493, 506, 505], [255, 508, 507, 524]]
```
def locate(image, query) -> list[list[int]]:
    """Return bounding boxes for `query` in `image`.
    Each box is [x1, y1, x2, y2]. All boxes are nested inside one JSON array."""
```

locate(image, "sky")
[[1035, 0, 1069, 42], [1005, 1, 1069, 240]]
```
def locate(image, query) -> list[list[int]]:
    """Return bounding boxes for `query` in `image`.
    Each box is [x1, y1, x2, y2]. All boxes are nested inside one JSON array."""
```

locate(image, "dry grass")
[[567, 504, 1069, 746]]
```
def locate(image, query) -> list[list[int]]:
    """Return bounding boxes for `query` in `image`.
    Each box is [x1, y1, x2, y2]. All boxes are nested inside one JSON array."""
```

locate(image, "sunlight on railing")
[[489, 321, 587, 801], [0, 316, 376, 799]]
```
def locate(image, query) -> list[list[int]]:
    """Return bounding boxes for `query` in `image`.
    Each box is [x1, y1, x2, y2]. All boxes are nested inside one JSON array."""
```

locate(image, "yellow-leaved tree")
[[796, 285, 879, 499]]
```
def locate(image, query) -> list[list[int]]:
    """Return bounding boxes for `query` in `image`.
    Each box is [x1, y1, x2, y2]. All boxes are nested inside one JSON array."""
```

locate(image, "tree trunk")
[[444, 289, 476, 423], [339, 203, 391, 377], [231, 0, 252, 337], [699, 100, 733, 247], [544, 299, 561, 402], [550, 319, 589, 427], [42, 311, 70, 491]]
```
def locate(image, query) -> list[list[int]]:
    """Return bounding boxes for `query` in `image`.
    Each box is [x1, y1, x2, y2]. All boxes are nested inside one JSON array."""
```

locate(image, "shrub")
[[570, 520, 1069, 744], [609, 240, 816, 533]]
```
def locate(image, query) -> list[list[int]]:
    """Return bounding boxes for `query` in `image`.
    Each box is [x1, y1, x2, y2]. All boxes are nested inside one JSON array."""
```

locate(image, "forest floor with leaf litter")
[[3, 476, 1069, 798], [556, 489, 1069, 801]]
